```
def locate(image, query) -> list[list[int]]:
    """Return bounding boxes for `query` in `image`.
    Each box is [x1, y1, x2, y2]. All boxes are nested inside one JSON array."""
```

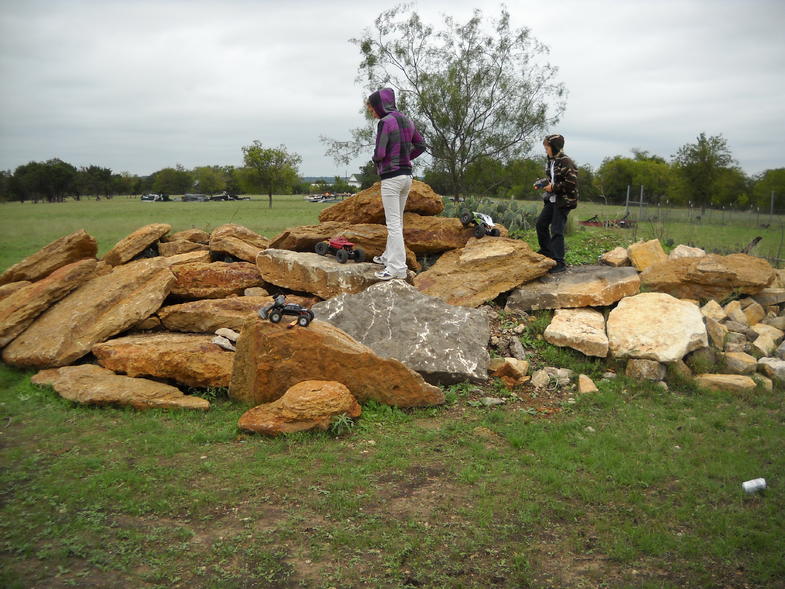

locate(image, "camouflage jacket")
[[545, 153, 578, 210]]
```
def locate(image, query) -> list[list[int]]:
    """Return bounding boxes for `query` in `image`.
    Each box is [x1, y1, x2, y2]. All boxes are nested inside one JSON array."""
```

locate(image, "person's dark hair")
[[544, 134, 565, 154]]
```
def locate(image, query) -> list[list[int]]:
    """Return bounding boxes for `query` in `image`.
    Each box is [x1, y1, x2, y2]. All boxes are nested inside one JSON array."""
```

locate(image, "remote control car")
[[533, 177, 551, 190], [459, 211, 501, 238], [314, 236, 366, 263], [258, 294, 314, 327]]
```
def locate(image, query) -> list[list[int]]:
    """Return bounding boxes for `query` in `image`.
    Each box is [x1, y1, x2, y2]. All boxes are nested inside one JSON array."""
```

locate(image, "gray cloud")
[[1, 0, 783, 178]]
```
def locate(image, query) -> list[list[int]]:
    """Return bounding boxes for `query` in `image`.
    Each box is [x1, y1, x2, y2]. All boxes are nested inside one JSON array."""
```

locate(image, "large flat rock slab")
[[505, 265, 640, 312], [313, 280, 490, 384], [269, 222, 419, 270], [413, 237, 554, 307], [102, 223, 171, 266], [31, 364, 209, 410], [237, 380, 361, 435], [157, 296, 274, 333], [170, 261, 265, 299], [209, 224, 270, 263], [607, 292, 708, 362], [0, 229, 97, 286], [256, 249, 389, 299], [403, 213, 507, 254], [318, 180, 443, 224], [229, 317, 444, 408], [0, 259, 97, 347], [640, 254, 775, 300], [2, 258, 175, 368], [93, 332, 234, 388]]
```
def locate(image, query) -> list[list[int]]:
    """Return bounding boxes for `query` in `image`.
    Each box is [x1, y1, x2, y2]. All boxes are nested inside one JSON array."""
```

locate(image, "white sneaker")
[[374, 269, 406, 280], [372, 255, 385, 265]]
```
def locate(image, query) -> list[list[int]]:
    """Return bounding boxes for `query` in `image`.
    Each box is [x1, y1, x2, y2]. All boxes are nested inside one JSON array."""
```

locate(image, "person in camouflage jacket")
[[535, 134, 578, 273]]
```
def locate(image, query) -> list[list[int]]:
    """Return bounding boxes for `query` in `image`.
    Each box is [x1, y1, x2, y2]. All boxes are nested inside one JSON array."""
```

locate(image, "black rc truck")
[[258, 295, 314, 327]]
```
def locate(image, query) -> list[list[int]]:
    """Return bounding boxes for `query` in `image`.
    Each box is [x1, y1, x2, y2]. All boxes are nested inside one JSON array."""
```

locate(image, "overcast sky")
[[1, 0, 783, 178]]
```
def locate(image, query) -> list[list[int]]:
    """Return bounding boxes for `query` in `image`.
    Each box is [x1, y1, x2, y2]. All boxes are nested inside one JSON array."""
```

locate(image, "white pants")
[[380, 174, 412, 276]]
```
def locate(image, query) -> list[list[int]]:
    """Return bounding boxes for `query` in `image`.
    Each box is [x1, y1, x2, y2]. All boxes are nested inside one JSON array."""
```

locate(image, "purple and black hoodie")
[[368, 88, 426, 179]]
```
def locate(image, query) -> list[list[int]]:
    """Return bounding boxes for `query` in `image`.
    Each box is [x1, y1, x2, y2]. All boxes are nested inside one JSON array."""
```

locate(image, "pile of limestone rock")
[[0, 181, 781, 435]]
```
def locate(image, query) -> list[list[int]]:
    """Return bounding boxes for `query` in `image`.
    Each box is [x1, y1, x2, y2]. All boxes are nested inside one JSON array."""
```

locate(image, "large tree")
[[323, 5, 565, 196], [152, 165, 193, 195], [241, 141, 302, 208], [672, 132, 735, 209], [193, 166, 225, 195], [77, 165, 113, 200]]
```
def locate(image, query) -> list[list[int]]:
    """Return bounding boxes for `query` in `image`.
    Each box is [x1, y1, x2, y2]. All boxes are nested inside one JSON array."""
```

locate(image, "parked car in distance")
[[182, 193, 208, 202], [140, 193, 170, 202], [209, 192, 251, 201]]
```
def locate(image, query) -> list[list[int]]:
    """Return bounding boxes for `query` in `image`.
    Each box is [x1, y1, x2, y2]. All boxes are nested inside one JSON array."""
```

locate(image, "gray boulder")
[[312, 280, 489, 385]]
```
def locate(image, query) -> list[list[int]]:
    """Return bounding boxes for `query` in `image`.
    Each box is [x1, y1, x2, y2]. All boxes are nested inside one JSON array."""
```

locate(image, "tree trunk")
[[268, 190, 273, 209]]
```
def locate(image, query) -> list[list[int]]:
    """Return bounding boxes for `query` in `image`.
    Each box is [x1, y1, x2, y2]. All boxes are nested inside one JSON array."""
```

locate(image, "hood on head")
[[544, 134, 565, 155], [368, 88, 397, 117]]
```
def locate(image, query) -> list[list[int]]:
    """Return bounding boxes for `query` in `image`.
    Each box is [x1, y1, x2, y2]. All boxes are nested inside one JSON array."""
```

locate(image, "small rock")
[[584, 426, 596, 433], [244, 287, 269, 297], [530, 369, 551, 389], [721, 351, 757, 375], [700, 299, 727, 322], [602, 371, 617, 379], [656, 381, 669, 391], [480, 397, 506, 407], [695, 373, 756, 393], [577, 374, 598, 393], [626, 358, 666, 381], [212, 335, 236, 352], [752, 335, 777, 356], [509, 337, 527, 361], [215, 328, 240, 342], [724, 300, 748, 326], [513, 324, 526, 335], [751, 373, 773, 392]]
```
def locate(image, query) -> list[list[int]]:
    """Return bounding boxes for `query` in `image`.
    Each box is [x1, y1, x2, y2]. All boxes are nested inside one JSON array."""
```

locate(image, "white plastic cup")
[[742, 478, 767, 493]]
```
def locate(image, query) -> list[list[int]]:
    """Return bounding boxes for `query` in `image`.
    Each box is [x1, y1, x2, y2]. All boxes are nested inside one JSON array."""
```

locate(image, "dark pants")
[[536, 200, 569, 265]]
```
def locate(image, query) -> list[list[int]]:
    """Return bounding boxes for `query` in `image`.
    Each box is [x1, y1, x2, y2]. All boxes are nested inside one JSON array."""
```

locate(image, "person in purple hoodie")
[[367, 88, 426, 279]]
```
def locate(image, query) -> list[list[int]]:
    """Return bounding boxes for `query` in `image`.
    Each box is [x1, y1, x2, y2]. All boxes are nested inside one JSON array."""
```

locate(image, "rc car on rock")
[[258, 294, 314, 327], [315, 236, 366, 263], [459, 211, 501, 238]]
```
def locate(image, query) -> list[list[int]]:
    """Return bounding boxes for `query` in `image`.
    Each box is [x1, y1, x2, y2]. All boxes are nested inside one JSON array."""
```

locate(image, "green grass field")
[[1, 196, 784, 587]]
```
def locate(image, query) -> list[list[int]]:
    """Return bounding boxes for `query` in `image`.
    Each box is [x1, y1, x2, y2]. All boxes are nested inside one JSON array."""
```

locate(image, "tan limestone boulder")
[[628, 239, 667, 271], [403, 213, 507, 254], [269, 222, 419, 270], [505, 265, 640, 312], [318, 180, 444, 224], [640, 254, 776, 300], [170, 261, 265, 299], [700, 299, 727, 321], [599, 246, 630, 267], [578, 374, 599, 393], [721, 351, 757, 374], [336, 224, 420, 270], [489, 358, 530, 387], [668, 244, 706, 259], [724, 300, 748, 325], [0, 281, 32, 300], [229, 317, 444, 408], [158, 240, 209, 257], [0, 259, 97, 347], [0, 229, 97, 285], [209, 224, 270, 263], [695, 373, 756, 393], [166, 228, 210, 243], [705, 317, 728, 349], [625, 358, 666, 381], [158, 250, 213, 267], [256, 249, 392, 300], [743, 301, 766, 326], [237, 380, 361, 435], [752, 288, 785, 307], [2, 258, 175, 368], [157, 295, 315, 333], [31, 364, 209, 410], [607, 292, 708, 362], [268, 221, 351, 250], [414, 237, 554, 308], [752, 334, 777, 356], [102, 223, 171, 266], [93, 333, 234, 388], [544, 308, 609, 358]]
